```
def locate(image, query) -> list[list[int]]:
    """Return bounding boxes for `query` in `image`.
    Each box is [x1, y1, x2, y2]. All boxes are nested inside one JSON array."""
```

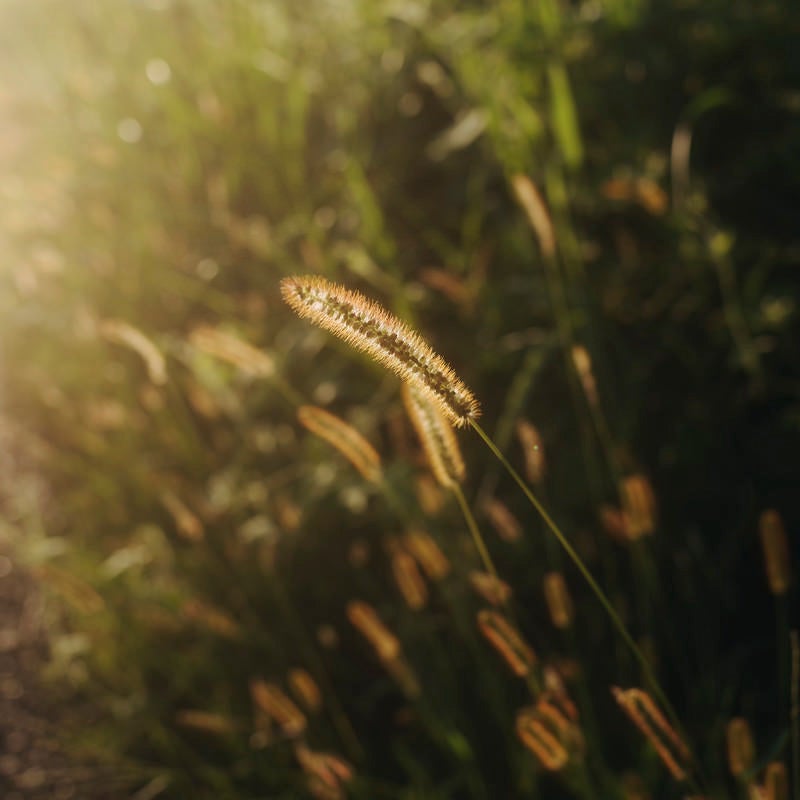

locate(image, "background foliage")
[[1, 0, 798, 798]]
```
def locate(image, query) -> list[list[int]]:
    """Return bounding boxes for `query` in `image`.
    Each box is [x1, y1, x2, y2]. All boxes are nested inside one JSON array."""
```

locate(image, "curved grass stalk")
[[468, 418, 696, 769]]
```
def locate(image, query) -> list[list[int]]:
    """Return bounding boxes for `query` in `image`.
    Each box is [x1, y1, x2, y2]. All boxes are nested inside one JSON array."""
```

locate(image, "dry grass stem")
[[297, 405, 382, 484], [477, 609, 536, 677], [281, 275, 480, 427], [612, 687, 690, 781], [402, 383, 465, 488]]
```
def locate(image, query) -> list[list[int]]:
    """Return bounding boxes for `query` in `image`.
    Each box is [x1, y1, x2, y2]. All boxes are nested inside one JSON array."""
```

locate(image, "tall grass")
[[1, 0, 798, 798]]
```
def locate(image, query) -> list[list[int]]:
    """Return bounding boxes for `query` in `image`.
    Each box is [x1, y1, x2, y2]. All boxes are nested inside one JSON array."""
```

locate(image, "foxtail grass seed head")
[[484, 497, 523, 543], [99, 318, 167, 385], [402, 382, 466, 488], [288, 668, 322, 713], [534, 692, 585, 756], [516, 707, 569, 771], [612, 687, 690, 782], [383, 655, 422, 698], [347, 600, 401, 662], [175, 710, 235, 736], [189, 324, 275, 378], [543, 571, 574, 629], [415, 473, 446, 515], [391, 550, 428, 610], [182, 598, 241, 639], [281, 275, 480, 427], [570, 344, 598, 407], [297, 405, 382, 484], [764, 762, 788, 800], [477, 609, 537, 677], [599, 504, 630, 542], [516, 418, 546, 485], [469, 570, 512, 606], [403, 529, 450, 580], [621, 474, 657, 538], [249, 679, 307, 738], [758, 509, 791, 595], [160, 490, 205, 542], [726, 717, 755, 778], [295, 743, 354, 800]]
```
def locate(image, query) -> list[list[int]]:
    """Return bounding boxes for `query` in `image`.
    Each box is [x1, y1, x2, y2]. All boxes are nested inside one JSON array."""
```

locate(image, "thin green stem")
[[452, 483, 500, 584], [468, 418, 701, 783]]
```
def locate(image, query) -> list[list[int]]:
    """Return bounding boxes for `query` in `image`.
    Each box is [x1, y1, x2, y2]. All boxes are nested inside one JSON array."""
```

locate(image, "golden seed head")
[[620, 474, 657, 538], [468, 570, 512, 606], [347, 600, 401, 662], [484, 497, 523, 542], [391, 551, 428, 610], [726, 717, 755, 778], [510, 174, 556, 259], [403, 529, 450, 580], [612, 687, 690, 781], [175, 710, 235, 736], [515, 418, 546, 485], [570, 344, 598, 407], [281, 275, 480, 427], [189, 324, 275, 377], [543, 571, 574, 629], [764, 761, 788, 800], [295, 742, 354, 797], [515, 707, 569, 771], [758, 509, 791, 595], [297, 404, 382, 484], [99, 318, 167, 385], [249, 679, 306, 737], [402, 382, 466, 488], [288, 668, 322, 713], [477, 609, 536, 677]]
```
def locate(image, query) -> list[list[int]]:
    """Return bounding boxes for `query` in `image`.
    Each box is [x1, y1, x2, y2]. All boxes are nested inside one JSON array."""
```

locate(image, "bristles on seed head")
[[402, 383, 466, 488], [281, 275, 480, 427]]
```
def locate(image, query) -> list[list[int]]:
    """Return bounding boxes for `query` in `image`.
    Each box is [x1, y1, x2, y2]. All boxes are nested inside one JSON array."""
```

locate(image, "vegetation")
[[1, 0, 798, 798]]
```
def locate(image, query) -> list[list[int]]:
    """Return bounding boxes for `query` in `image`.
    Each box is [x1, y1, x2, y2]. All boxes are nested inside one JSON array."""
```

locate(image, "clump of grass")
[[2, 0, 798, 798]]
